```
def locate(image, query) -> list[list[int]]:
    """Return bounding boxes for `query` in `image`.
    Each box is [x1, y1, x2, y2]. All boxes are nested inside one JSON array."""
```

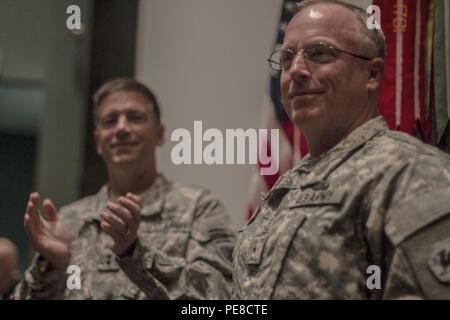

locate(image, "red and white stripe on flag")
[[374, 0, 431, 141]]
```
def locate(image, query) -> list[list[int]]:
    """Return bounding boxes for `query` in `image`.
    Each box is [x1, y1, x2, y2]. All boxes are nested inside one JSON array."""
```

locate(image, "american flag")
[[247, 0, 308, 219]]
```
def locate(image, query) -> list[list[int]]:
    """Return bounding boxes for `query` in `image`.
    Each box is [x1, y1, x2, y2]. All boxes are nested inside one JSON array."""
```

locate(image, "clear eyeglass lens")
[[305, 45, 334, 63], [269, 51, 283, 71], [270, 49, 295, 71], [269, 44, 337, 71], [280, 50, 295, 70]]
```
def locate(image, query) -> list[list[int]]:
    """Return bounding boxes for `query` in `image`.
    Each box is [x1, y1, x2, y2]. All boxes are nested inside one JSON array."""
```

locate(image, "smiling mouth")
[[289, 91, 324, 99], [111, 142, 137, 148]]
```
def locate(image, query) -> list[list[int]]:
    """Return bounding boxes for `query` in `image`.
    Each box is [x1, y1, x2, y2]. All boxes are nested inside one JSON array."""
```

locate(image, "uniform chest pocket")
[[139, 223, 192, 253]]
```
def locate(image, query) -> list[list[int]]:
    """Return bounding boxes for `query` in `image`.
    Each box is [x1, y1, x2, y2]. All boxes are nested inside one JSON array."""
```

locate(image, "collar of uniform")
[[293, 116, 388, 188], [137, 173, 167, 217], [262, 166, 303, 202], [82, 185, 109, 224]]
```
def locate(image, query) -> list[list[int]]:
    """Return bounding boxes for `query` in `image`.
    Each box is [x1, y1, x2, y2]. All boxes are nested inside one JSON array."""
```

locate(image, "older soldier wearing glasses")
[[233, 0, 450, 299]]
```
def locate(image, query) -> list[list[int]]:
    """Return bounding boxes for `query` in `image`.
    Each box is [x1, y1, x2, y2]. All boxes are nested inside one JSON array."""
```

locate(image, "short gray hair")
[[292, 0, 386, 59]]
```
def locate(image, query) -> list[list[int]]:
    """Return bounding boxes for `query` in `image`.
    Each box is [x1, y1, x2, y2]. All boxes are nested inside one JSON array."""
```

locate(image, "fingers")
[[106, 201, 139, 233], [24, 202, 40, 241], [24, 201, 33, 228], [24, 211, 35, 236], [100, 212, 127, 234], [101, 195, 141, 256], [30, 192, 40, 208], [100, 221, 124, 248], [126, 192, 140, 205], [118, 196, 141, 221], [26, 193, 41, 228], [42, 198, 58, 221]]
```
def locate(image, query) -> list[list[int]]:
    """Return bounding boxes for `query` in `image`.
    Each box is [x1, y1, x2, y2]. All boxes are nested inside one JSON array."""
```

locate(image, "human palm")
[[24, 193, 71, 270]]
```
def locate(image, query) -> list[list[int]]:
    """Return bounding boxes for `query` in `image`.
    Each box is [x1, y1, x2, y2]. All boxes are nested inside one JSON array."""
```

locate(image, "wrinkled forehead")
[[283, 3, 363, 49]]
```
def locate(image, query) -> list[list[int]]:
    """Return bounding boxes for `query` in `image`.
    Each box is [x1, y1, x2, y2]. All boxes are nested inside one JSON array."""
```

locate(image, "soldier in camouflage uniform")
[[233, 0, 450, 299], [11, 78, 235, 299]]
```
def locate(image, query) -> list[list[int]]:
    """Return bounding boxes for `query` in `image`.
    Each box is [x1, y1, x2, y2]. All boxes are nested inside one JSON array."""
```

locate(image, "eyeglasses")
[[268, 42, 373, 71]]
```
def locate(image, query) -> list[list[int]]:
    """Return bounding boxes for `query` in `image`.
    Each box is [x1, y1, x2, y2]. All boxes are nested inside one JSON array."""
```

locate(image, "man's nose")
[[116, 116, 131, 135], [289, 53, 311, 80]]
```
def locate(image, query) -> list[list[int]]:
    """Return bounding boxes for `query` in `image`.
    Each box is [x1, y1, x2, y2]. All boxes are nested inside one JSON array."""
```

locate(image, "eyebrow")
[[102, 108, 146, 117], [101, 112, 117, 119], [280, 44, 292, 51]]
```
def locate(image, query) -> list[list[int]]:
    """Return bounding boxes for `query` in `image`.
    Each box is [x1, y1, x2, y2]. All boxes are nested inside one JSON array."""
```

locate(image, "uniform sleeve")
[[8, 208, 78, 300], [116, 191, 235, 300], [383, 184, 450, 299], [8, 254, 67, 300]]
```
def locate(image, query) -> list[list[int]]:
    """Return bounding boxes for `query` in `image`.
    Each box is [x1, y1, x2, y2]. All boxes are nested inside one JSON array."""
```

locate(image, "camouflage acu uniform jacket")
[[233, 116, 450, 299], [13, 174, 235, 299]]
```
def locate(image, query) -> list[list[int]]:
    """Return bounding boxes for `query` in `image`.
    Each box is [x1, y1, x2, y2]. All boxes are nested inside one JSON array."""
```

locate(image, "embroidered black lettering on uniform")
[[289, 190, 346, 208]]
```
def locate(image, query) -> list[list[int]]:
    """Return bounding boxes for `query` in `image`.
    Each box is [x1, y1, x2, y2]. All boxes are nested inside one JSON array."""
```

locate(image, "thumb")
[[42, 199, 58, 221]]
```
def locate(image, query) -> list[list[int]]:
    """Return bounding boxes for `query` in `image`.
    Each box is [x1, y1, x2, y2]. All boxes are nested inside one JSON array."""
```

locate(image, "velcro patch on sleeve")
[[428, 237, 450, 284]]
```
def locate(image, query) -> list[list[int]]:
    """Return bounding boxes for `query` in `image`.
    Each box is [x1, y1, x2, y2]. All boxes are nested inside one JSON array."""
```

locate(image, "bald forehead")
[[0, 239, 17, 258], [284, 3, 363, 49], [290, 3, 361, 29]]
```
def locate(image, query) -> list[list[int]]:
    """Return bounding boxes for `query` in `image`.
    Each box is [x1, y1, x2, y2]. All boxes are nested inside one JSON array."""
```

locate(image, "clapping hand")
[[24, 192, 71, 270], [100, 193, 141, 257]]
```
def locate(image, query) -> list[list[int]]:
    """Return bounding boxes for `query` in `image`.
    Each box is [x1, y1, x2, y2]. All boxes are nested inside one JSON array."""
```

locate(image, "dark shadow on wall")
[[0, 132, 35, 273], [81, 0, 138, 197]]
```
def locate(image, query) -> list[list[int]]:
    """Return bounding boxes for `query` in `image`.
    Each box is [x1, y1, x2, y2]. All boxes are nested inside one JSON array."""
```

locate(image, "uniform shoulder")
[[379, 130, 449, 160], [160, 179, 228, 223], [361, 130, 450, 173], [165, 180, 221, 206], [271, 166, 299, 188]]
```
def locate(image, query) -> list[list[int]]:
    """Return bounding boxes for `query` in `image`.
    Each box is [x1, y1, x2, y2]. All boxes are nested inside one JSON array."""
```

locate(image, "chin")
[[290, 106, 317, 123]]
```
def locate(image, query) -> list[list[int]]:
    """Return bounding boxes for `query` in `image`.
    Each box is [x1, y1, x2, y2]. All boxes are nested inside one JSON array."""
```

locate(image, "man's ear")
[[94, 130, 102, 155], [366, 58, 385, 93], [157, 124, 165, 147]]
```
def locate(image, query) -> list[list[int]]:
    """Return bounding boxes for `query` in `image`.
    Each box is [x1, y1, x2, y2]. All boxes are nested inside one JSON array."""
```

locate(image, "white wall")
[[344, 0, 371, 9], [36, 0, 93, 210], [135, 0, 371, 229], [0, 0, 53, 81], [0, 0, 93, 209]]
